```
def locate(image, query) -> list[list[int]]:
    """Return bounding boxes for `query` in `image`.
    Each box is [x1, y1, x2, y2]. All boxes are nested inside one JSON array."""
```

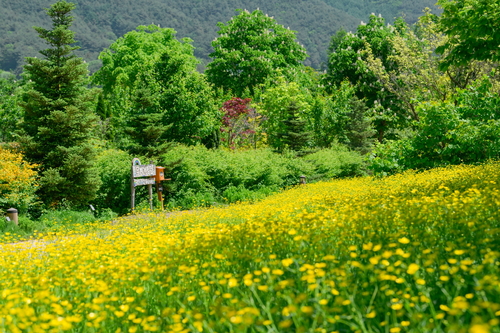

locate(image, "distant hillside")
[[0, 0, 440, 74]]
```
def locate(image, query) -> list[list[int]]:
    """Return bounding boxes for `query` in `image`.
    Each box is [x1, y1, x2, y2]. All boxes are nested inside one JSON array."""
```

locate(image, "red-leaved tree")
[[221, 97, 264, 149]]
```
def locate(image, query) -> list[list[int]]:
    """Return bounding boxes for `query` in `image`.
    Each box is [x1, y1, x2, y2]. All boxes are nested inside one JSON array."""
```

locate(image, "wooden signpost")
[[130, 158, 170, 211]]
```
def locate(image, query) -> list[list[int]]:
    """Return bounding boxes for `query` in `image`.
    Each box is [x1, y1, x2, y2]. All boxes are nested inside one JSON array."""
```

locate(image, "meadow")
[[0, 162, 499, 333]]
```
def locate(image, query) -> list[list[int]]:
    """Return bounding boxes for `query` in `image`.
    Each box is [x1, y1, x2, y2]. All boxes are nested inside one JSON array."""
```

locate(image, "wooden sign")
[[133, 178, 156, 187], [131, 158, 155, 210], [132, 164, 156, 178]]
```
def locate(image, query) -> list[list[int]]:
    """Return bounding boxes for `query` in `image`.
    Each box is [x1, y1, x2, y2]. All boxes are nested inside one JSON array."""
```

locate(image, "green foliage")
[[92, 25, 181, 146], [324, 16, 409, 142], [367, 139, 415, 176], [256, 76, 313, 150], [278, 101, 312, 153], [0, 209, 114, 240], [93, 25, 221, 152], [369, 78, 500, 175], [222, 184, 279, 204], [322, 0, 440, 25], [160, 144, 364, 209], [90, 149, 132, 216], [437, 0, 500, 69], [311, 81, 375, 152], [302, 144, 366, 181], [206, 9, 308, 97], [132, 47, 221, 150], [0, 71, 23, 143], [18, 0, 101, 209], [0, 0, 439, 74], [160, 145, 308, 209], [364, 9, 492, 126]]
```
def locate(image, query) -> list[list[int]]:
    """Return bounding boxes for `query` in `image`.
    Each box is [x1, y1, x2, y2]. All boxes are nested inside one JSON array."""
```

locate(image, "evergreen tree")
[[344, 97, 376, 155], [19, 0, 100, 208], [279, 101, 312, 153]]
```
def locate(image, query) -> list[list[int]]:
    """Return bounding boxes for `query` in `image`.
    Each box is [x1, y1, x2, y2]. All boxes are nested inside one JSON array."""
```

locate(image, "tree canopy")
[[437, 0, 500, 68], [206, 9, 308, 97], [324, 15, 407, 142]]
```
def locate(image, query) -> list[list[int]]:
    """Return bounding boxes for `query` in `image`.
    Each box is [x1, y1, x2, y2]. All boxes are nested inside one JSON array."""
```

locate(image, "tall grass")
[[0, 162, 499, 332]]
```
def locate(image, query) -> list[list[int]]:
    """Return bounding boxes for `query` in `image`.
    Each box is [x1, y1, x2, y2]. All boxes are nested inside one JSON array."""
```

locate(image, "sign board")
[[132, 164, 156, 178], [133, 178, 156, 187], [130, 158, 169, 211]]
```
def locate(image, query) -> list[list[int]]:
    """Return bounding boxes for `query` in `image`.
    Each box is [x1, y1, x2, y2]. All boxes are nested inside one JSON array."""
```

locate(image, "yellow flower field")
[[1, 162, 500, 333]]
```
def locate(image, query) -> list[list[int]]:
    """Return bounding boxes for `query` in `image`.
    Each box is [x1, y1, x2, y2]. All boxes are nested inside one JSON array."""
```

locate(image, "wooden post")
[[131, 160, 136, 210], [148, 160, 154, 210], [6, 208, 18, 225], [157, 183, 164, 211], [131, 158, 142, 211], [148, 183, 153, 210]]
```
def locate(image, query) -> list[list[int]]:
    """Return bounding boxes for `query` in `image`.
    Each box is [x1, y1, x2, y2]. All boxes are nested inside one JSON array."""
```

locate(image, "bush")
[[160, 145, 365, 209], [0, 146, 38, 214], [369, 80, 500, 175], [91, 149, 133, 216], [302, 145, 366, 181]]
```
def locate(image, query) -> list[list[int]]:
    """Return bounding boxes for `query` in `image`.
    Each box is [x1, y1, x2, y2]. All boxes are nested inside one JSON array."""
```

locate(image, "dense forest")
[[0, 0, 439, 73], [2, 0, 499, 221]]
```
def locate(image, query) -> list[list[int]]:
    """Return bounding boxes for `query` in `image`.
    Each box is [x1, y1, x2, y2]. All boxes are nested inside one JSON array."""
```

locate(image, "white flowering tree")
[[324, 15, 407, 142], [206, 9, 308, 97]]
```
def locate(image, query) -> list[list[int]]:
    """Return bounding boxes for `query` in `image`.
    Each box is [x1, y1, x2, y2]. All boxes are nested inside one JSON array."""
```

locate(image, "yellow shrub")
[[0, 147, 38, 213]]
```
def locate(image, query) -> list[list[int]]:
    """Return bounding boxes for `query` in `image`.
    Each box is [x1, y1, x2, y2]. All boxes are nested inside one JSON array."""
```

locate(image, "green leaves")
[[324, 15, 406, 142], [206, 9, 308, 97], [437, 0, 500, 68]]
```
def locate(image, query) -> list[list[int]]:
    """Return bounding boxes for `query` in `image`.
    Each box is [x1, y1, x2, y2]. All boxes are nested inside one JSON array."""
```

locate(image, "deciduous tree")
[[126, 38, 221, 156], [324, 15, 407, 142], [437, 0, 500, 69], [206, 9, 308, 97]]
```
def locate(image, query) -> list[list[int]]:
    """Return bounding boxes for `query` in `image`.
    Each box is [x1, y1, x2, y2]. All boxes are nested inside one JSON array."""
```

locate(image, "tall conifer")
[[19, 0, 100, 208]]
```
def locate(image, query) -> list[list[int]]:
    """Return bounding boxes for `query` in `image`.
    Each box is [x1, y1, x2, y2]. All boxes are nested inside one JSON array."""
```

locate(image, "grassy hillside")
[[0, 0, 440, 73], [1, 162, 498, 331]]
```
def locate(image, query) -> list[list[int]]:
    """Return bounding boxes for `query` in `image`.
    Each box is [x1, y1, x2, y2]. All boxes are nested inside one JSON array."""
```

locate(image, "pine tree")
[[345, 97, 376, 155], [279, 101, 312, 153], [19, 0, 100, 208]]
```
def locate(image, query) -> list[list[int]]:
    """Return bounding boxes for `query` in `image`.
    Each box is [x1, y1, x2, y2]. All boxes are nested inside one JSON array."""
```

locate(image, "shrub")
[[302, 145, 366, 181], [160, 144, 365, 209], [91, 149, 134, 216], [0, 146, 38, 214], [369, 79, 500, 175]]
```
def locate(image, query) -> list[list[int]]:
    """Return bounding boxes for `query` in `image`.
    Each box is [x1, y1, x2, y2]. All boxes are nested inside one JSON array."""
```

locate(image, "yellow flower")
[[469, 324, 490, 333], [366, 311, 376, 318], [257, 285, 268, 292], [407, 263, 419, 275], [398, 237, 410, 244], [391, 303, 403, 310], [230, 316, 243, 324]]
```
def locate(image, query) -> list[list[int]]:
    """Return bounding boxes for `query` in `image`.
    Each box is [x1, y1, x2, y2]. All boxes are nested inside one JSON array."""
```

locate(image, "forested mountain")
[[0, 0, 439, 73]]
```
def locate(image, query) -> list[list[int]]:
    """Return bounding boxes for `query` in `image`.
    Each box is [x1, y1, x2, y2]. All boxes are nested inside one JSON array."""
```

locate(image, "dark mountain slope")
[[0, 0, 439, 73], [324, 0, 439, 23]]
